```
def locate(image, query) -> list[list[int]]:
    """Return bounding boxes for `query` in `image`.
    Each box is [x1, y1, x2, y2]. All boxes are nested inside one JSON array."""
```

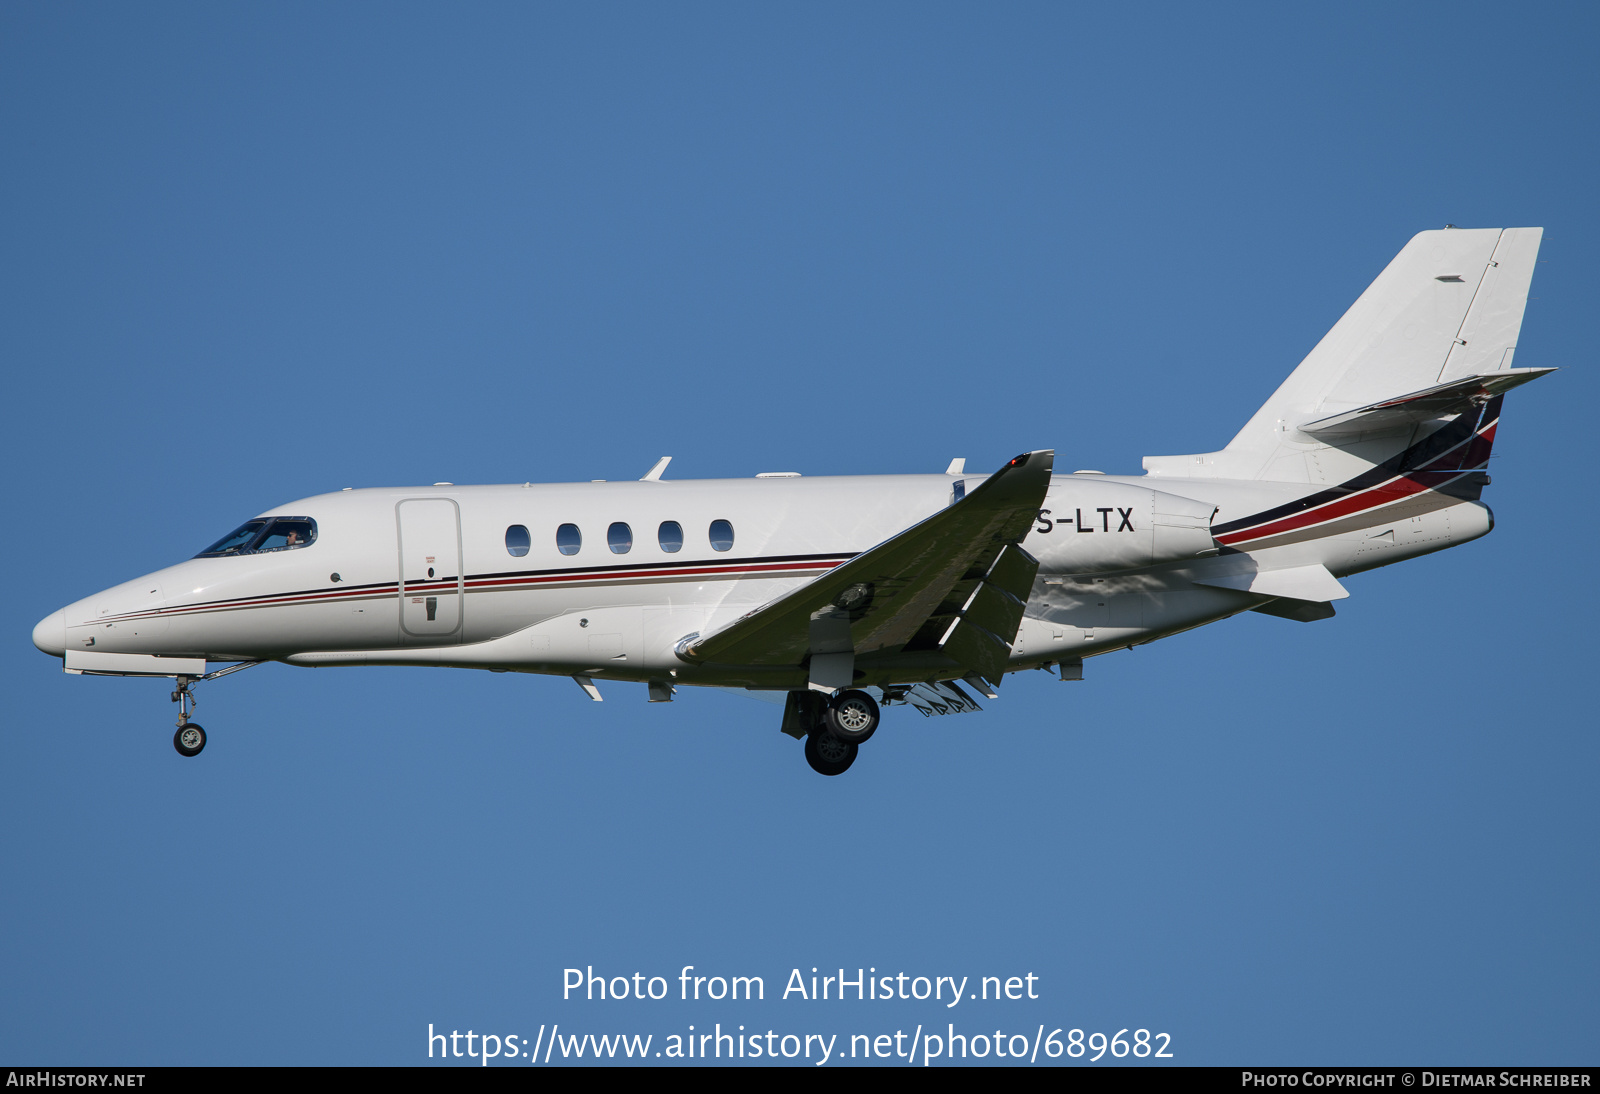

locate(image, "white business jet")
[[32, 227, 1551, 775]]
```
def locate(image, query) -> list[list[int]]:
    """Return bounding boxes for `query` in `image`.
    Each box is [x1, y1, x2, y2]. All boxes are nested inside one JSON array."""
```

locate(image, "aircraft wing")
[[679, 449, 1053, 684]]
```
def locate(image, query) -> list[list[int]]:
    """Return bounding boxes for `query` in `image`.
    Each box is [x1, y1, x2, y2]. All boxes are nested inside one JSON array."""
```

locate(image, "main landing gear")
[[805, 730, 856, 776], [799, 688, 881, 776], [824, 689, 879, 745]]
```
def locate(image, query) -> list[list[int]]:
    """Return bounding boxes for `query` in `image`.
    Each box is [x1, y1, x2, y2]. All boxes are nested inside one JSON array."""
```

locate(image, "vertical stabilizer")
[[1144, 227, 1542, 484]]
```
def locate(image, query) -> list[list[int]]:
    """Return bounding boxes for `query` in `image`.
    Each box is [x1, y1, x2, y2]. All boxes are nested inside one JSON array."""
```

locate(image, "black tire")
[[824, 689, 879, 744], [804, 731, 857, 776], [173, 723, 206, 757]]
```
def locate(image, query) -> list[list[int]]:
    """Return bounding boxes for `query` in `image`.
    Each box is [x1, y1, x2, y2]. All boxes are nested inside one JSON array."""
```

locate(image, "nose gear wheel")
[[174, 723, 207, 757]]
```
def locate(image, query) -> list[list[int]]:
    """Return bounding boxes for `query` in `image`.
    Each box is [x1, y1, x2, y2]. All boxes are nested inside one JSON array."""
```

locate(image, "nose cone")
[[32, 609, 67, 657]]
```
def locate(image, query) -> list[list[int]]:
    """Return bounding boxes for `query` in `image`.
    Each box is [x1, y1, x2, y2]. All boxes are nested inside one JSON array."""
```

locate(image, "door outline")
[[396, 497, 465, 640]]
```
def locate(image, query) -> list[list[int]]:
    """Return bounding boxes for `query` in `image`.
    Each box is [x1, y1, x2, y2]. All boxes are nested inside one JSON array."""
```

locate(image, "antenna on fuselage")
[[641, 456, 672, 482]]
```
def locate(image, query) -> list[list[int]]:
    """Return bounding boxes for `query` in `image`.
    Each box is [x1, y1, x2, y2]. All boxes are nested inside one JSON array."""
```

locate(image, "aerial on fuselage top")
[[32, 226, 1553, 775]]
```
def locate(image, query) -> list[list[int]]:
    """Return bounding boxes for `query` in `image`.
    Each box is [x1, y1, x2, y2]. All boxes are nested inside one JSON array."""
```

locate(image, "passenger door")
[[397, 498, 463, 640]]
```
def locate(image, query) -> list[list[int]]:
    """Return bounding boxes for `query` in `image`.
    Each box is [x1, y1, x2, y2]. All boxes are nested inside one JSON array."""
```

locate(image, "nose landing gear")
[[165, 662, 260, 758], [171, 675, 206, 757], [174, 722, 207, 757]]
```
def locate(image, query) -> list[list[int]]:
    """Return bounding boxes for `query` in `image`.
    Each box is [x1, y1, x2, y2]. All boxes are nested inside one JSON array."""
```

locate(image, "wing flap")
[[900, 681, 983, 717], [939, 617, 1012, 681], [984, 541, 1041, 600], [931, 541, 1041, 682], [961, 578, 1029, 640]]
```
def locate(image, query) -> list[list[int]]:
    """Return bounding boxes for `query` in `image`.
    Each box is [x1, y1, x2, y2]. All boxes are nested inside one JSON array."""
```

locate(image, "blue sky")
[[2, 2, 1595, 1066]]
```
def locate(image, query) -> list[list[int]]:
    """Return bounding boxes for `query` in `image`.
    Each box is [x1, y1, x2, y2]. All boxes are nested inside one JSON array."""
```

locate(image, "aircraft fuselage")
[[34, 468, 1489, 691]]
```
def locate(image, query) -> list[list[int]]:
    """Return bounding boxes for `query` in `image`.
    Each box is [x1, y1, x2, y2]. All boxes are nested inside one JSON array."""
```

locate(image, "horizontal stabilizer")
[[1250, 599, 1338, 622], [1299, 368, 1555, 437], [1192, 561, 1349, 602]]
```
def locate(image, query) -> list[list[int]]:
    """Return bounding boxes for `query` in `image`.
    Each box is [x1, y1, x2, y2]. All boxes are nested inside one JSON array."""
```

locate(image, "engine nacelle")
[[1026, 476, 1216, 574]]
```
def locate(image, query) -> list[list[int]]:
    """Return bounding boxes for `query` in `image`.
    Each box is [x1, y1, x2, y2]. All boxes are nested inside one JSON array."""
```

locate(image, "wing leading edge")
[[677, 449, 1054, 687]]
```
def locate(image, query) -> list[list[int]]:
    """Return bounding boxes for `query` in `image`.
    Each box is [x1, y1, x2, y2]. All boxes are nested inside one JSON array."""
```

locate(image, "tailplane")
[[1144, 226, 1547, 486]]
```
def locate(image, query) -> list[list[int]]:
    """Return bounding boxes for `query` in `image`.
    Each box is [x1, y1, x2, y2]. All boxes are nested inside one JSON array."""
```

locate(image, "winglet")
[[946, 458, 966, 475], [641, 457, 672, 482]]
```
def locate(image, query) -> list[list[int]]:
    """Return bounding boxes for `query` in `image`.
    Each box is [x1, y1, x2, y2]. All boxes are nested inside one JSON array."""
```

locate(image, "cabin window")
[[709, 519, 734, 552], [556, 523, 582, 556], [194, 517, 317, 558], [608, 522, 633, 554], [505, 525, 531, 557], [658, 521, 684, 553]]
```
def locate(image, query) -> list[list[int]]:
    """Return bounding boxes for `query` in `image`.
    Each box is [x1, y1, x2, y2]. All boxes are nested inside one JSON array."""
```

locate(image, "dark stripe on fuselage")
[[86, 552, 857, 625], [1210, 398, 1501, 545]]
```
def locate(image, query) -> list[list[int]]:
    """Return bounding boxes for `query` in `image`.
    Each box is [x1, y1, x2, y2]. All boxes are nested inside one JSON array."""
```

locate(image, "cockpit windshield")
[[194, 517, 318, 558], [197, 521, 269, 557]]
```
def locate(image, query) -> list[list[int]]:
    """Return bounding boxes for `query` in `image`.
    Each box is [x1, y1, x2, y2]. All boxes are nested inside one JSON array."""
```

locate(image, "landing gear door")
[[397, 498, 463, 640]]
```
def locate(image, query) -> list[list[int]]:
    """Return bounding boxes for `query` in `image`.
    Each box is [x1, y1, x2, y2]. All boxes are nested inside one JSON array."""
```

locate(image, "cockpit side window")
[[195, 521, 269, 558], [194, 517, 317, 558], [254, 518, 318, 552]]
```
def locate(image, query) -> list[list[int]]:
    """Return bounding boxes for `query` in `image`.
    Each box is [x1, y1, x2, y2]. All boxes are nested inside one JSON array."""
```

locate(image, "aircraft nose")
[[32, 609, 67, 657]]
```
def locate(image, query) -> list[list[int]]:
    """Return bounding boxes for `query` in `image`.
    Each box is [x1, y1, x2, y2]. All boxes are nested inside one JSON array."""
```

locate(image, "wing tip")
[[1006, 448, 1055, 471]]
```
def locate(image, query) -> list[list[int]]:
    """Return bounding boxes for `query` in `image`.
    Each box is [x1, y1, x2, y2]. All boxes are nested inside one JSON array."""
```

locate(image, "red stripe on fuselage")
[[1214, 474, 1431, 546], [458, 558, 837, 591], [87, 557, 847, 625], [1215, 419, 1495, 547]]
